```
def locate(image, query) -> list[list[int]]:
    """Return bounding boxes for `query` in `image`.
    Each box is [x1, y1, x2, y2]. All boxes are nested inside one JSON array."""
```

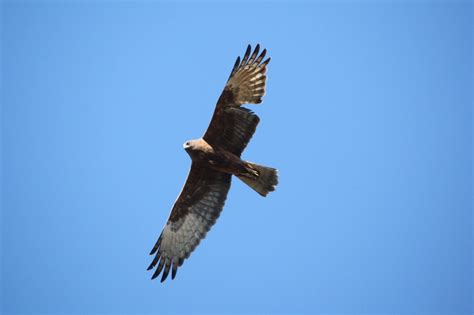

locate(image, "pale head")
[[183, 138, 212, 156], [183, 139, 199, 151]]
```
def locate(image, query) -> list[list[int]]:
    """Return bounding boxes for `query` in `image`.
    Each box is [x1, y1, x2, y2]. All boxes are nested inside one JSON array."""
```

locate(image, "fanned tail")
[[237, 162, 278, 197]]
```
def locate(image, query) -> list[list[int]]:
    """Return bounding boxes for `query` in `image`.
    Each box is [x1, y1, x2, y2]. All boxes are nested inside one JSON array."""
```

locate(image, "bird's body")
[[148, 44, 278, 282], [184, 138, 254, 180]]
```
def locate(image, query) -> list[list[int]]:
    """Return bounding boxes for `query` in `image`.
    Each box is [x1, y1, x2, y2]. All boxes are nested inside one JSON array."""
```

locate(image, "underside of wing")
[[219, 44, 270, 106], [205, 106, 260, 156], [204, 44, 270, 156], [147, 163, 231, 282]]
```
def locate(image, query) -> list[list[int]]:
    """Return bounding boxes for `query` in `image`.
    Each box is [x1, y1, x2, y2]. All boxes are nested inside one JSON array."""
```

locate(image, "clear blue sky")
[[1, 1, 472, 314]]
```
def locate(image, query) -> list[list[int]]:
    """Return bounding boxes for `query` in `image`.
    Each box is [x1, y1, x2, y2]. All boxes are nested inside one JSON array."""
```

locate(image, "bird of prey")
[[147, 44, 278, 282]]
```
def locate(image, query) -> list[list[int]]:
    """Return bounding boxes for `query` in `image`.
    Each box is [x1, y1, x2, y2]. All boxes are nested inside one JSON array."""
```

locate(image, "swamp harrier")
[[148, 44, 278, 282]]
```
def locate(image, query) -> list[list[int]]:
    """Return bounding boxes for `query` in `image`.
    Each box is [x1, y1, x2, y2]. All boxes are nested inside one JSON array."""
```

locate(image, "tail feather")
[[237, 162, 278, 197]]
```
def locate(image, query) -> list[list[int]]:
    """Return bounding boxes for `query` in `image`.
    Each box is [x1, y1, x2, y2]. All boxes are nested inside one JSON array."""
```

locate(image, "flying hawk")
[[148, 44, 278, 282]]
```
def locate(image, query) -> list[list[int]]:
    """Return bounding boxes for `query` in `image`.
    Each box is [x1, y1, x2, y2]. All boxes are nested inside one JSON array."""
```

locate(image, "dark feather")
[[152, 257, 165, 280], [262, 57, 271, 66], [255, 49, 266, 64], [229, 56, 241, 80], [147, 255, 159, 271], [247, 44, 260, 64], [149, 233, 162, 255], [241, 44, 251, 65], [161, 258, 171, 282], [171, 260, 178, 279]]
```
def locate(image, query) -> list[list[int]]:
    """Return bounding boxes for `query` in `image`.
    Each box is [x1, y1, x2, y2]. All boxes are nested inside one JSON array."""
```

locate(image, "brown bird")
[[147, 44, 278, 282]]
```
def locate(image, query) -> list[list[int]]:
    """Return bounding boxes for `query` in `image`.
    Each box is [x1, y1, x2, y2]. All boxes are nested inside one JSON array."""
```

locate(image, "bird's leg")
[[244, 163, 259, 177]]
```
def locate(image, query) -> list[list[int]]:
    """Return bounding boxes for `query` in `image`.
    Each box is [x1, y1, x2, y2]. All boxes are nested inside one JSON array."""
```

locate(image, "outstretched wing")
[[147, 163, 231, 282], [204, 44, 270, 156]]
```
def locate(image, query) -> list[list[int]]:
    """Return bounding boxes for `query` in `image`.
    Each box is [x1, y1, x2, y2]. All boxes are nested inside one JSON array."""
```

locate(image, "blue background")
[[1, 1, 472, 314]]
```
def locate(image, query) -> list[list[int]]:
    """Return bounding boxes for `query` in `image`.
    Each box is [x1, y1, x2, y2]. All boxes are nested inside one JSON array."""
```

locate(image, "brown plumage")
[[148, 44, 278, 282]]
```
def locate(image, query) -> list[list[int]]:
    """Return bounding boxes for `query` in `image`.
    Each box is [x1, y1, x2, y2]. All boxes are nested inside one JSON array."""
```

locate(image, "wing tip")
[[149, 256, 175, 283], [262, 57, 271, 66], [243, 44, 251, 62], [146, 262, 154, 271], [161, 267, 171, 282]]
